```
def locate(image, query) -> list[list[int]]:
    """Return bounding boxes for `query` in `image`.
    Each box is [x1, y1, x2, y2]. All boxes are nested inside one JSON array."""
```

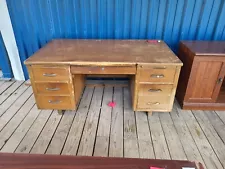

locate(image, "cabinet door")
[[185, 61, 225, 103]]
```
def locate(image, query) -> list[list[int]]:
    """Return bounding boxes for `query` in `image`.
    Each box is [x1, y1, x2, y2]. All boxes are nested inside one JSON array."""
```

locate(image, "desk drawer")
[[138, 65, 176, 83], [35, 82, 70, 95], [137, 95, 170, 110], [32, 66, 70, 81], [71, 66, 136, 74], [138, 84, 173, 96], [37, 95, 73, 109]]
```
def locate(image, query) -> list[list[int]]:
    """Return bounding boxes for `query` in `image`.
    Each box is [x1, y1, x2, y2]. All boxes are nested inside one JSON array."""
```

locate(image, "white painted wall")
[[0, 0, 25, 80]]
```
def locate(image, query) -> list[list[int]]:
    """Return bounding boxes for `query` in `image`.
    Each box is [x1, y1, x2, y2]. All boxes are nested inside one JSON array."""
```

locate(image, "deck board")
[[123, 87, 139, 158], [159, 112, 187, 160], [171, 102, 206, 168], [177, 106, 223, 169], [0, 81, 225, 169], [30, 110, 62, 154], [148, 112, 171, 159], [77, 87, 103, 156], [15, 110, 53, 153], [0, 95, 35, 150], [1, 104, 41, 152], [94, 87, 113, 157], [109, 87, 124, 157], [62, 87, 94, 155]]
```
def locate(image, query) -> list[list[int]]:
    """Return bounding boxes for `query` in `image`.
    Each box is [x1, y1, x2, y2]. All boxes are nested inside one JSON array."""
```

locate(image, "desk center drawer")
[[71, 66, 136, 74], [36, 83, 70, 95]]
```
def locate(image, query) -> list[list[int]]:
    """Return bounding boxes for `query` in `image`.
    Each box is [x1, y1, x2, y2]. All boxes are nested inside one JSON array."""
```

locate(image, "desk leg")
[[147, 111, 152, 116], [58, 110, 65, 115]]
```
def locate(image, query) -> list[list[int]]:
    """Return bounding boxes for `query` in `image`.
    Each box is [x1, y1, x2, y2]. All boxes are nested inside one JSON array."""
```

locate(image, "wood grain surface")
[[176, 41, 225, 110], [0, 153, 199, 169], [24, 40, 182, 66]]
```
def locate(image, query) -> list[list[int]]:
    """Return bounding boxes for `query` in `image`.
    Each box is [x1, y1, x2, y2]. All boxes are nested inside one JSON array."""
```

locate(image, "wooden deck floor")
[[0, 80, 225, 169]]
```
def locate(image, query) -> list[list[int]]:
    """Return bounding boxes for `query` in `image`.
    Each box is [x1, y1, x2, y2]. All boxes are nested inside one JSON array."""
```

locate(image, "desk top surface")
[[25, 40, 182, 66]]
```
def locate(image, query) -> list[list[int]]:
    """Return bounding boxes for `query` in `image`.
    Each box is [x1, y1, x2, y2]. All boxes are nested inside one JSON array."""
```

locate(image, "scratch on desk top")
[[24, 40, 182, 66]]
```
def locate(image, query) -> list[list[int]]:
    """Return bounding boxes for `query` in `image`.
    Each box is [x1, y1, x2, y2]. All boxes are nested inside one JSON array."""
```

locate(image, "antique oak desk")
[[25, 40, 182, 114]]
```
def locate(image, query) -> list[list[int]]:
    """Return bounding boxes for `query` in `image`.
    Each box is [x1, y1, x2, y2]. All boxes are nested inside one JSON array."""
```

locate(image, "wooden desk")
[[25, 40, 182, 114], [0, 153, 201, 169]]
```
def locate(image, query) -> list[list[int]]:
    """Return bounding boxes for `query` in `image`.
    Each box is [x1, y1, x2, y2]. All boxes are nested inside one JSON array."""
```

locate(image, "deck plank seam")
[[59, 87, 87, 155], [0, 81, 24, 105], [44, 111, 64, 154], [75, 87, 95, 156], [0, 91, 33, 133], [168, 111, 189, 160], [157, 112, 172, 160], [92, 86, 105, 156], [11, 106, 43, 153], [206, 110, 225, 145], [146, 112, 156, 159], [0, 100, 36, 151], [0, 81, 15, 95], [191, 110, 225, 169], [107, 87, 114, 157], [27, 110, 54, 153], [0, 83, 30, 118], [174, 103, 209, 169]]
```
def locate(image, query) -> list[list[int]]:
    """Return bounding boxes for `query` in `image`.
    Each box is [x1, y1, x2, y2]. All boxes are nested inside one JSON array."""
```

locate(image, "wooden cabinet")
[[176, 41, 225, 110]]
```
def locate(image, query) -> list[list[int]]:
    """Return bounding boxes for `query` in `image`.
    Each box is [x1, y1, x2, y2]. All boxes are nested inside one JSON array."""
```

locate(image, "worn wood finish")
[[137, 95, 170, 111], [73, 74, 85, 105], [37, 95, 73, 110], [24, 40, 182, 66], [138, 65, 176, 84], [0, 153, 200, 169], [71, 66, 136, 74], [25, 40, 182, 113], [177, 41, 225, 110], [138, 84, 173, 96], [32, 65, 70, 82], [35, 82, 70, 95], [134, 65, 181, 112], [1, 82, 225, 168]]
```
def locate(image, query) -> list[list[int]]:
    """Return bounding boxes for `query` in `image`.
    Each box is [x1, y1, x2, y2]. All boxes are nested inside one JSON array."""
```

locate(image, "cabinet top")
[[181, 41, 225, 56], [24, 40, 182, 66]]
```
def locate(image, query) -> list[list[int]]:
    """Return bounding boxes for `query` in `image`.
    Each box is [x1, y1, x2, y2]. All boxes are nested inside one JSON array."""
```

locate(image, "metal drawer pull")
[[147, 102, 160, 105], [43, 73, 57, 77], [150, 74, 164, 78], [148, 89, 162, 92], [46, 87, 60, 91], [48, 100, 62, 104]]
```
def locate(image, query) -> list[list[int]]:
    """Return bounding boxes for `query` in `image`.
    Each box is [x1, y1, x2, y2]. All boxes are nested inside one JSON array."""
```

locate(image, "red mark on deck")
[[108, 102, 116, 108]]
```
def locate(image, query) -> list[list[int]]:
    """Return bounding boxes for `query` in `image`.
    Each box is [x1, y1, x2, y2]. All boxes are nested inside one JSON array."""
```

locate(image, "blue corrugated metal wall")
[[6, 0, 225, 79], [0, 32, 13, 78]]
